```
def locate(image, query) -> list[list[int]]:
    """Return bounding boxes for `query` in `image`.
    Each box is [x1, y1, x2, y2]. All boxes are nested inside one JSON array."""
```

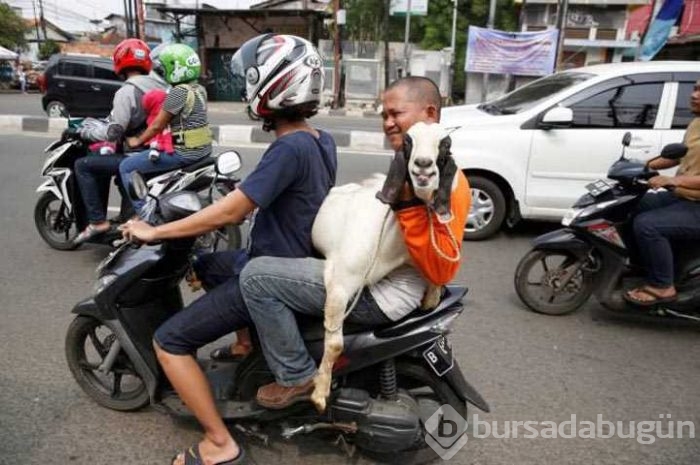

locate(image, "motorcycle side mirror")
[[129, 171, 149, 200], [622, 132, 632, 147], [659, 143, 687, 160], [216, 151, 242, 175]]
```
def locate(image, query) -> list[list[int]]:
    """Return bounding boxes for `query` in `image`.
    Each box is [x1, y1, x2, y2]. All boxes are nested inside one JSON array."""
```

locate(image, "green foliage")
[[38, 40, 61, 60], [0, 3, 28, 51]]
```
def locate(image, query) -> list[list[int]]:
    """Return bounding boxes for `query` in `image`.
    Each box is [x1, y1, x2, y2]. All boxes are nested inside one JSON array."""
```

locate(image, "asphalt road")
[[2, 132, 699, 465], [0, 93, 382, 132]]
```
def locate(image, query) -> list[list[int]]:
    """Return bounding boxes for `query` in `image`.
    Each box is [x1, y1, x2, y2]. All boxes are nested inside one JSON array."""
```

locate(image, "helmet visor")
[[229, 33, 273, 102]]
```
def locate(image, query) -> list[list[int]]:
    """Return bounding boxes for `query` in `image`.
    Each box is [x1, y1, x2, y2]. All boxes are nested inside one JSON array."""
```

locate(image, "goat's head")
[[376, 122, 457, 222]]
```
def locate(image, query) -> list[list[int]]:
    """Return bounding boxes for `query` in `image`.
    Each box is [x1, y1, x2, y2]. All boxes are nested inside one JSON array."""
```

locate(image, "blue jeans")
[[633, 191, 700, 286], [153, 249, 251, 355], [75, 154, 127, 223], [239, 257, 390, 387], [119, 150, 191, 215]]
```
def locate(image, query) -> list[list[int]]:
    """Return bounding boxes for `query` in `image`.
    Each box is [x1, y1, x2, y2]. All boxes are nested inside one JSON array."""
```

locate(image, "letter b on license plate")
[[423, 335, 454, 377]]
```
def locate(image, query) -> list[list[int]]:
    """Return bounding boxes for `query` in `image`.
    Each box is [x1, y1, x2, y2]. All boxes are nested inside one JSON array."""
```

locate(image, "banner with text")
[[465, 26, 559, 76]]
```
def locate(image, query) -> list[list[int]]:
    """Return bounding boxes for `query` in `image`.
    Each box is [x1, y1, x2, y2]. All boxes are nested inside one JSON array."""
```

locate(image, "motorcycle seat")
[[181, 156, 215, 173], [296, 285, 468, 342]]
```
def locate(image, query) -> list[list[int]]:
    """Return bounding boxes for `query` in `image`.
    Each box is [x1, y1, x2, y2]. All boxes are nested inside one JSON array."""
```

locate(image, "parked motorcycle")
[[34, 118, 241, 251], [65, 164, 489, 464], [514, 132, 700, 321]]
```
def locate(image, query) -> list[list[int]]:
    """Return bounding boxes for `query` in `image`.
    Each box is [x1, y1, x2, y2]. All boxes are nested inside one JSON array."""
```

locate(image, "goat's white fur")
[[310, 122, 450, 412]]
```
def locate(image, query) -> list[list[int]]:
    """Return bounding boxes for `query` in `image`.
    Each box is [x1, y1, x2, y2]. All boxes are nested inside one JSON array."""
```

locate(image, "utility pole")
[[38, 0, 47, 43], [31, 0, 41, 45], [332, 0, 342, 109], [554, 0, 570, 70], [448, 0, 458, 102], [480, 0, 497, 102], [403, 0, 412, 76], [135, 0, 146, 40], [384, 0, 390, 88]]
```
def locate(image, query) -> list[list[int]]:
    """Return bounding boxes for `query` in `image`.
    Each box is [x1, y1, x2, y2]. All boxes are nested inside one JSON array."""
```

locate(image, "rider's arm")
[[127, 109, 172, 148], [150, 189, 256, 240], [393, 172, 471, 285], [79, 86, 136, 142], [647, 157, 680, 170], [667, 174, 700, 190]]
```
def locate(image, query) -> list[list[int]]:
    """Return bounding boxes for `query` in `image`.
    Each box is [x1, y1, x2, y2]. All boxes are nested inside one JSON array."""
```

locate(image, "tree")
[[0, 3, 28, 51], [38, 40, 61, 60]]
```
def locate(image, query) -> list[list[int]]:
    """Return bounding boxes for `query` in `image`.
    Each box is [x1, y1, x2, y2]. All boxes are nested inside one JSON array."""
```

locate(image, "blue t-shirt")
[[238, 130, 337, 259]]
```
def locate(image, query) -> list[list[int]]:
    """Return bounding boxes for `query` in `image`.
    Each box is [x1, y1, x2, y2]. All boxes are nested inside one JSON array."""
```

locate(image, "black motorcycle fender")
[[71, 301, 159, 401], [443, 359, 490, 413], [532, 228, 591, 258]]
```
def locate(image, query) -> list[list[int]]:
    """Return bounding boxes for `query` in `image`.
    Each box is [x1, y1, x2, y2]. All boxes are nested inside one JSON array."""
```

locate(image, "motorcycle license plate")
[[585, 179, 613, 197], [423, 335, 454, 377]]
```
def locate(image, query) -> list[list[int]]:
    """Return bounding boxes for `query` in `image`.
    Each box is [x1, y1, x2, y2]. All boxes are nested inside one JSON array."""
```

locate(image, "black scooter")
[[64, 164, 489, 464], [514, 132, 700, 322]]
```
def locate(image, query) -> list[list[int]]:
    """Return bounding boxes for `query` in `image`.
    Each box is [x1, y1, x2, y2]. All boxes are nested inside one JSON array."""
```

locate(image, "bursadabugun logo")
[[424, 405, 469, 460], [425, 407, 696, 461]]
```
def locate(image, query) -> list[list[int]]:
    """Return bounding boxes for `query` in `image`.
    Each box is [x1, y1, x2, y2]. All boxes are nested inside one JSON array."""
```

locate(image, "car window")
[[672, 82, 695, 129], [482, 72, 594, 115], [58, 61, 90, 78], [93, 62, 119, 81], [569, 83, 663, 129]]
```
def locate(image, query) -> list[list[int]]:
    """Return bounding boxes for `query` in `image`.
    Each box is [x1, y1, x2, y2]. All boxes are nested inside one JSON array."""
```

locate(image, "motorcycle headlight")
[[561, 208, 583, 227], [93, 273, 117, 295]]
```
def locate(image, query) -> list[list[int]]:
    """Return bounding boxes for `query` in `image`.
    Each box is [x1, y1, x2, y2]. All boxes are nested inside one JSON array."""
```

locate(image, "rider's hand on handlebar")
[[649, 175, 677, 190], [119, 219, 158, 243]]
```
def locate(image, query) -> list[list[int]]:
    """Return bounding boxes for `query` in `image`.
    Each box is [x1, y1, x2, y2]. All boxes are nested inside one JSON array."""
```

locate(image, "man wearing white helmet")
[[121, 34, 336, 465]]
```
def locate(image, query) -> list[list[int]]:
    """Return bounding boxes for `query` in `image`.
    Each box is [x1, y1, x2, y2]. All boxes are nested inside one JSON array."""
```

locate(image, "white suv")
[[443, 61, 700, 240]]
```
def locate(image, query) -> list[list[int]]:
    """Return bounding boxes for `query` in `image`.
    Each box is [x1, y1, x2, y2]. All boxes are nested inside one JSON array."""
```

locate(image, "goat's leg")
[[420, 284, 442, 311], [312, 285, 348, 413]]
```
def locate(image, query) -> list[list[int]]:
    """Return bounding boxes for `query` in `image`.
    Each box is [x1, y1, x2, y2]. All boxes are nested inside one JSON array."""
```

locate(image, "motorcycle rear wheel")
[[514, 249, 595, 315], [34, 191, 80, 250], [360, 362, 468, 465], [65, 316, 150, 411]]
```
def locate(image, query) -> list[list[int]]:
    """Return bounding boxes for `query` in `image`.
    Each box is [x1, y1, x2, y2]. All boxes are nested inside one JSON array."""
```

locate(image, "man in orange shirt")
[[238, 76, 470, 409]]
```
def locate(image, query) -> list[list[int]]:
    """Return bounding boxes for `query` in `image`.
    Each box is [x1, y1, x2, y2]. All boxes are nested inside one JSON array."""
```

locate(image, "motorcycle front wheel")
[[34, 191, 80, 250], [65, 316, 150, 411], [360, 362, 468, 465], [514, 249, 595, 315]]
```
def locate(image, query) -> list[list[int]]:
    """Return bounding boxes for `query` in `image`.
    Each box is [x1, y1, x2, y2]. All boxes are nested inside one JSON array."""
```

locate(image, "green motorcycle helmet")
[[159, 43, 201, 85]]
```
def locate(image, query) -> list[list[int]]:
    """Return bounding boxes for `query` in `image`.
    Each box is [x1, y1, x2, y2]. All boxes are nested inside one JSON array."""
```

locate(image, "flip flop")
[[73, 224, 112, 245], [171, 443, 245, 465], [624, 286, 677, 307]]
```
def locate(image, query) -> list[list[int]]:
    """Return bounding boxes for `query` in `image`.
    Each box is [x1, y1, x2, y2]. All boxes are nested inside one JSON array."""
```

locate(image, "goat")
[[310, 121, 459, 412]]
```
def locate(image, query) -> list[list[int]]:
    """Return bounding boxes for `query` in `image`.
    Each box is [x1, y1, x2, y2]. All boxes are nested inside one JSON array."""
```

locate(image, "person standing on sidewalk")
[[18, 67, 26, 93]]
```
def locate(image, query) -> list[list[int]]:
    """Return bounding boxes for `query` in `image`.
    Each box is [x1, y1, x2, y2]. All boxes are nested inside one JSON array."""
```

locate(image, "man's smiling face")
[[381, 86, 436, 151]]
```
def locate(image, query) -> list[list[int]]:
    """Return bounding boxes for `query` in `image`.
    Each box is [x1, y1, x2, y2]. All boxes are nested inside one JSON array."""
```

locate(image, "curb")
[[3, 115, 393, 151]]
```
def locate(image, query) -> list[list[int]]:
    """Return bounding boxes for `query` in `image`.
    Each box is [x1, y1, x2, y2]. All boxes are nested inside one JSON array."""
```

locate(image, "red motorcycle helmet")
[[113, 38, 152, 76]]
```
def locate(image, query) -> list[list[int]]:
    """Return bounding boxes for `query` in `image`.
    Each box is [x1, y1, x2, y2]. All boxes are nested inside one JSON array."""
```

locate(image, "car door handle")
[[91, 84, 101, 91], [57, 82, 66, 88]]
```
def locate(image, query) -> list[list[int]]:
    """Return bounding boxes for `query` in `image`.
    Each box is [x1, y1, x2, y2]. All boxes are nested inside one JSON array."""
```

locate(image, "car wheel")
[[46, 100, 67, 118], [465, 175, 506, 241]]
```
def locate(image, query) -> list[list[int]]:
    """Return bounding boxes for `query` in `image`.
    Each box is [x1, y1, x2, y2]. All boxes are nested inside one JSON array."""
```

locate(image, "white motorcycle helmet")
[[230, 34, 324, 120]]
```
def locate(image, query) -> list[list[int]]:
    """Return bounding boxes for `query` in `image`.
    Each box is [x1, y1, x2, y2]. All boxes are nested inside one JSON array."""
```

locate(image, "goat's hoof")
[[310, 388, 327, 413]]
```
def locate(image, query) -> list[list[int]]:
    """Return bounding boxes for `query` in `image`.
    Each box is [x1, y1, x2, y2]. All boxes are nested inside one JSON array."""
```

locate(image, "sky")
[[9, 0, 259, 32]]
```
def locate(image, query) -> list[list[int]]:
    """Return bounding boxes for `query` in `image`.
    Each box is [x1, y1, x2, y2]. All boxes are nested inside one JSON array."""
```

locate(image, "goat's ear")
[[403, 133, 413, 161], [376, 149, 408, 205], [433, 138, 458, 223]]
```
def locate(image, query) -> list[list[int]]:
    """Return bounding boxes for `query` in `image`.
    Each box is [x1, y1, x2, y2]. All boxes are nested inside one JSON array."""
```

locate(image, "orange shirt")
[[395, 171, 471, 285]]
